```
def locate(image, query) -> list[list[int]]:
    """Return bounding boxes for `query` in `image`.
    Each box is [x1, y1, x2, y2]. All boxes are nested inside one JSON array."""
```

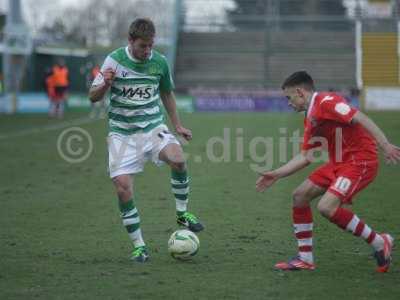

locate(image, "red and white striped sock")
[[330, 207, 384, 251], [293, 206, 314, 264]]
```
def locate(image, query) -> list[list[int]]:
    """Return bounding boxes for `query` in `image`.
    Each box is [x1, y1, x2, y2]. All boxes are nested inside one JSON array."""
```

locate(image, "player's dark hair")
[[129, 18, 155, 40], [281, 71, 315, 91]]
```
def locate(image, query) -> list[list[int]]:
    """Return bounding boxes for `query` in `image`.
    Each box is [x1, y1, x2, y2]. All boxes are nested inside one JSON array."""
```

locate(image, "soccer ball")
[[168, 229, 200, 260]]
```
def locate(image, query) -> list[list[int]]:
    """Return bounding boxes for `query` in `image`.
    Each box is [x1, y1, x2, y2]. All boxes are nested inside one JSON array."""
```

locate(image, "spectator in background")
[[89, 63, 107, 119], [44, 67, 59, 118], [52, 59, 69, 118]]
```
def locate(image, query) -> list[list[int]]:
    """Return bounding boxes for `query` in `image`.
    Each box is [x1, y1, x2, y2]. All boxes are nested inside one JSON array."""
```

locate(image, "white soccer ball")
[[168, 229, 200, 260]]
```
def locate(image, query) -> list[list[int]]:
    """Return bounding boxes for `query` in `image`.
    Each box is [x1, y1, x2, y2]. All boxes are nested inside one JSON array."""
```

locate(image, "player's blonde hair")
[[129, 18, 155, 40]]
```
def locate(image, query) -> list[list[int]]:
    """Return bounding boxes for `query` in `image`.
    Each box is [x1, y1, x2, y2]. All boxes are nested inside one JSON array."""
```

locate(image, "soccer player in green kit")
[[89, 18, 203, 262]]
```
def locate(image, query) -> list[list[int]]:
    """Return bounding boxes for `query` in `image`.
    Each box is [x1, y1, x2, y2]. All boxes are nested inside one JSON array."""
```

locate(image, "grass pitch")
[[0, 111, 399, 299]]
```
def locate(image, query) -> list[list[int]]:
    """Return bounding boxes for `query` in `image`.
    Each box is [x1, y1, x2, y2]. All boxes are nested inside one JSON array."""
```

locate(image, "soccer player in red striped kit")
[[256, 71, 400, 272]]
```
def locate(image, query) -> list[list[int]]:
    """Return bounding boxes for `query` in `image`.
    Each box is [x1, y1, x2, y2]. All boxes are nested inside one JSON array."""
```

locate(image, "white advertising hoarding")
[[365, 87, 400, 110]]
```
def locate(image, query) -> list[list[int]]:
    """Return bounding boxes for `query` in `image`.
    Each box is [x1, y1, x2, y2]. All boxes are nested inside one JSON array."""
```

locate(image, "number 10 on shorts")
[[334, 177, 352, 194]]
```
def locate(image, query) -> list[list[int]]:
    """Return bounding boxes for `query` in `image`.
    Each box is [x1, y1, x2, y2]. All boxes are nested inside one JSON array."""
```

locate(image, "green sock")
[[119, 198, 145, 248], [171, 170, 189, 216]]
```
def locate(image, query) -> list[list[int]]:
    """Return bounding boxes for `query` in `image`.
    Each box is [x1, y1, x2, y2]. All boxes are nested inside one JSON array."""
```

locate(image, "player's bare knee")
[[167, 150, 186, 172], [112, 177, 133, 201], [292, 188, 307, 207], [171, 150, 185, 163], [116, 186, 132, 200], [317, 200, 334, 218]]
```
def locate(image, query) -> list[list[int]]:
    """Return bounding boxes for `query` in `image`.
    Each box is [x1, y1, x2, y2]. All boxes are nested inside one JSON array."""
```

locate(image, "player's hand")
[[256, 171, 279, 192], [176, 125, 192, 141], [101, 68, 116, 86], [382, 143, 400, 164]]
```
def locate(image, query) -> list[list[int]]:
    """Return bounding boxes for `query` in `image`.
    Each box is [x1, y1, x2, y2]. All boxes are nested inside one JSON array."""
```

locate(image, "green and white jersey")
[[92, 47, 174, 135]]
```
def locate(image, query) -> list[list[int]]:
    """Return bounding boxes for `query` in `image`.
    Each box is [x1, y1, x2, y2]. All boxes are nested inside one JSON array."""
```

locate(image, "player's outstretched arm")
[[256, 153, 310, 192], [352, 111, 400, 164], [160, 90, 192, 141]]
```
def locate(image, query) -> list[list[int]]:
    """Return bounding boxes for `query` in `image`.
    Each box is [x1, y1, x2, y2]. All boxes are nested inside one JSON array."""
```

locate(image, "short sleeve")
[[159, 56, 175, 92], [91, 56, 117, 87], [319, 95, 357, 124]]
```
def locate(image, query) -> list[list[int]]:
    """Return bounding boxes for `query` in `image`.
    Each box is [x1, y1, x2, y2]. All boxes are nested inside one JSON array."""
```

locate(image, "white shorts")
[[108, 124, 180, 178]]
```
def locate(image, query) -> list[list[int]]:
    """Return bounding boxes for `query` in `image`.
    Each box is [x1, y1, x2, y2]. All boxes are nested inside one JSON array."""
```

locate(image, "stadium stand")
[[175, 30, 356, 90]]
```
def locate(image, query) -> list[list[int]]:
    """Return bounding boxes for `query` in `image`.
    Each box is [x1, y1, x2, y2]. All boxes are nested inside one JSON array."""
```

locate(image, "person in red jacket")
[[44, 68, 57, 117], [52, 60, 69, 118], [256, 71, 399, 272]]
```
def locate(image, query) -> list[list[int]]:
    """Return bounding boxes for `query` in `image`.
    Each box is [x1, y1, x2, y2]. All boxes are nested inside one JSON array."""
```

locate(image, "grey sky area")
[[0, 0, 236, 34]]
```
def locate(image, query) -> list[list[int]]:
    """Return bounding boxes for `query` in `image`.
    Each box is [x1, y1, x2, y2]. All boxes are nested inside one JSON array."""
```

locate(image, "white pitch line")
[[0, 116, 99, 140]]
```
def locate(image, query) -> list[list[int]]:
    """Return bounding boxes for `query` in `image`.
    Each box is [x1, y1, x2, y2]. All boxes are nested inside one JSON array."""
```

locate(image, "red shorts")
[[309, 161, 378, 204], [54, 86, 68, 101]]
